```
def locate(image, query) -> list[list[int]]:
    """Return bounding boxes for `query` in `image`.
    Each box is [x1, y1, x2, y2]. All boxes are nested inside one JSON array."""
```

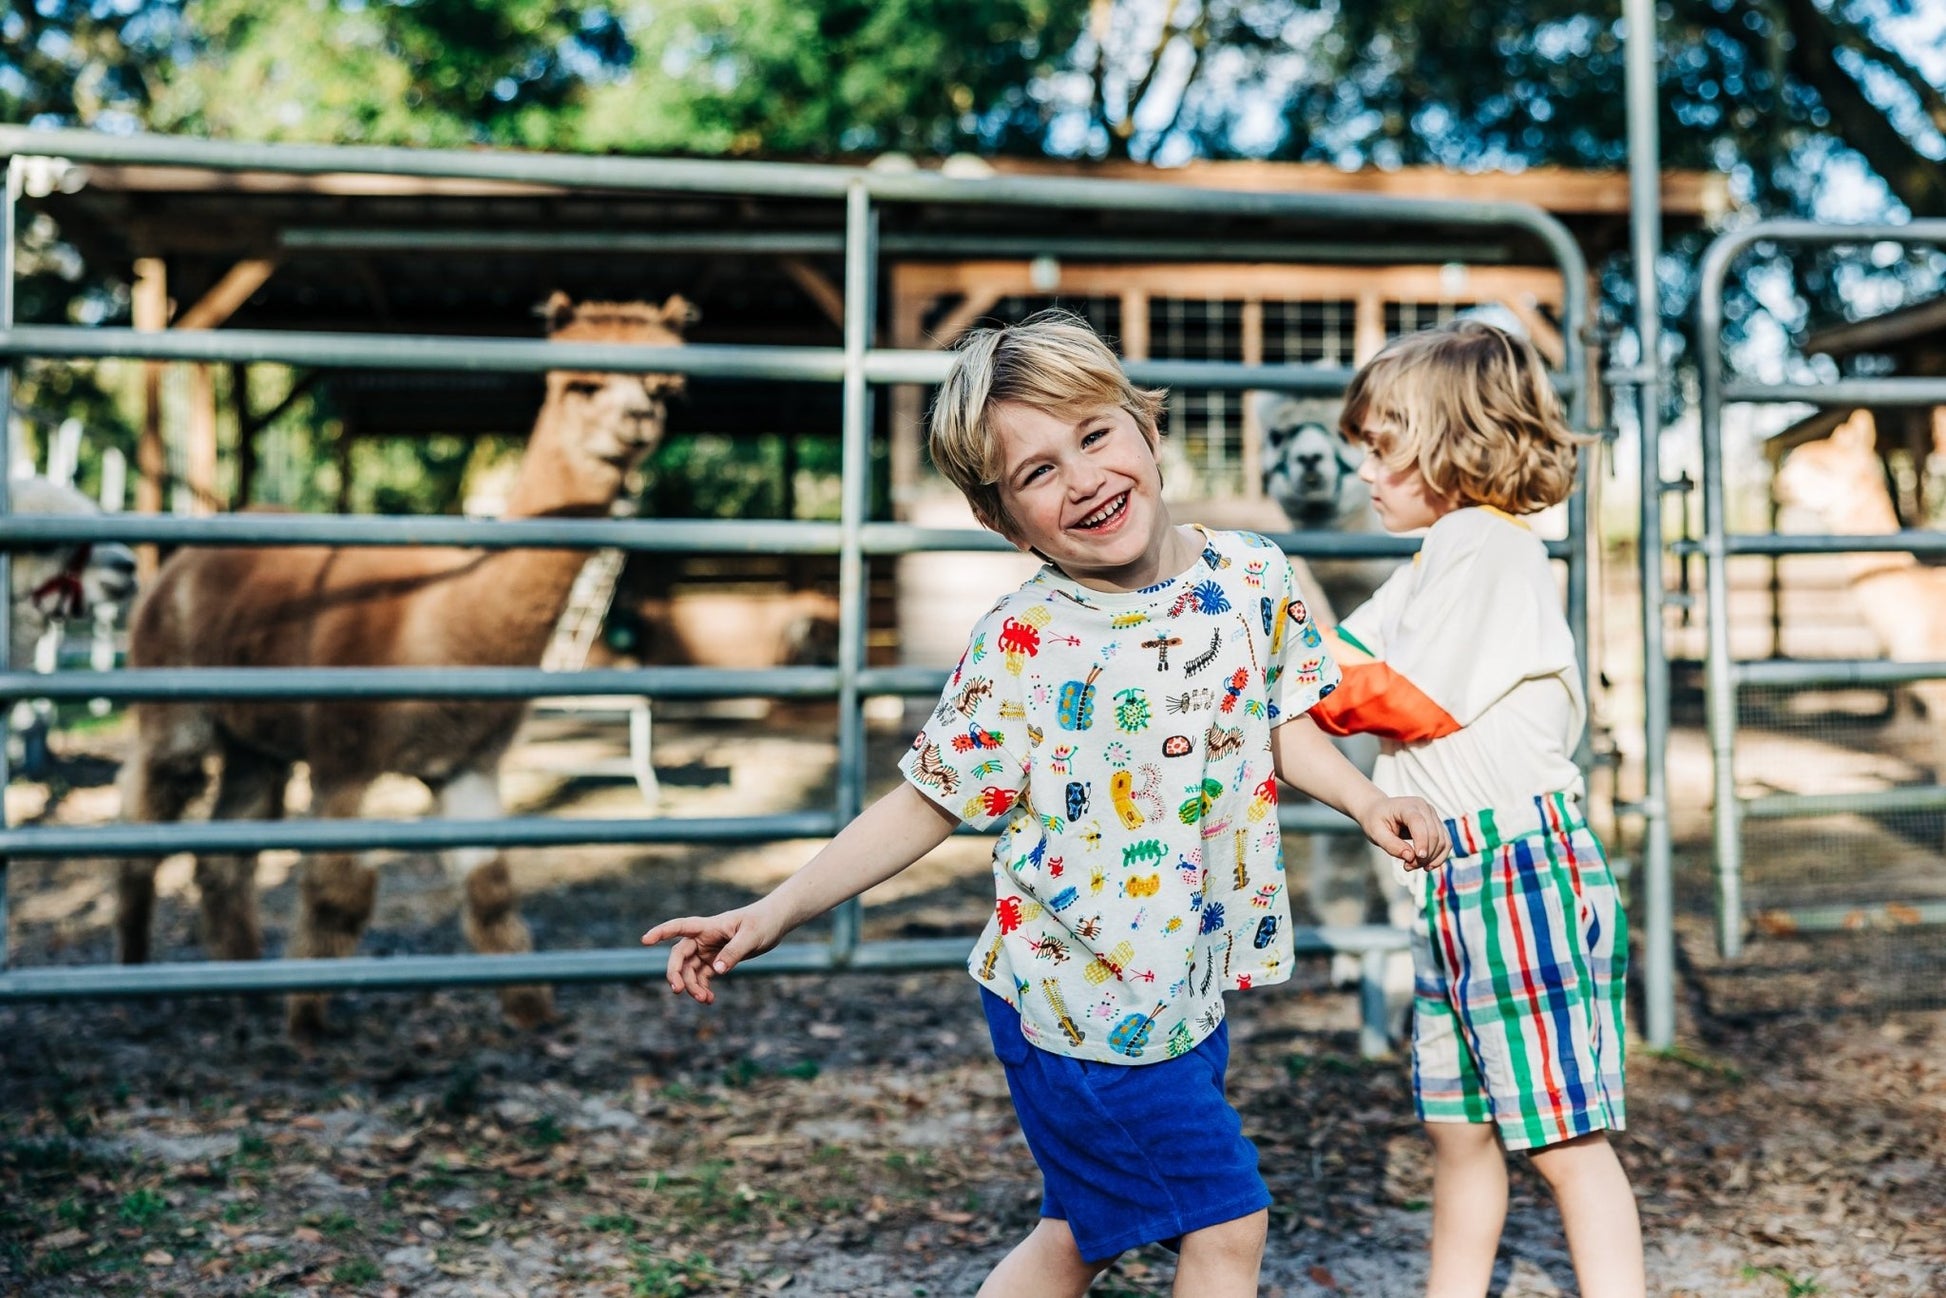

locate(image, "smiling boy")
[[646, 310, 1450, 1297]]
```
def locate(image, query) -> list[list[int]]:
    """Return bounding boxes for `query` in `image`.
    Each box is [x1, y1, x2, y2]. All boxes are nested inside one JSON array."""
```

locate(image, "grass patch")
[[333, 1257, 383, 1286], [629, 1247, 718, 1297], [117, 1187, 169, 1227], [1742, 1266, 1822, 1296], [1650, 1045, 1747, 1084]]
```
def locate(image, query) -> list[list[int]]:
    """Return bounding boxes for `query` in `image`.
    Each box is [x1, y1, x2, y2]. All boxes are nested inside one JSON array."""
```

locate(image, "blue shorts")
[[980, 988, 1270, 1263]]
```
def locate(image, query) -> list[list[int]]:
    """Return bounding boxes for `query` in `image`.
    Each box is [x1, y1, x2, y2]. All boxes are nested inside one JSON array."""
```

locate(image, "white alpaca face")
[[552, 371, 678, 470], [7, 477, 139, 634], [1258, 397, 1371, 527], [542, 294, 695, 477]]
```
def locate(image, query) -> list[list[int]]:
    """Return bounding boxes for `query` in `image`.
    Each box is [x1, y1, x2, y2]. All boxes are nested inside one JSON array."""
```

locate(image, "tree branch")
[[1782, 0, 1946, 214], [1831, 0, 1946, 142]]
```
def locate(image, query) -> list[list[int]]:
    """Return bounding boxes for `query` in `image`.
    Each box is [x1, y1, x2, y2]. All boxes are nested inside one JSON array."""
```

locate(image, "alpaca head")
[[7, 476, 139, 640], [536, 293, 697, 490], [1773, 409, 1896, 533], [1258, 395, 1371, 528]]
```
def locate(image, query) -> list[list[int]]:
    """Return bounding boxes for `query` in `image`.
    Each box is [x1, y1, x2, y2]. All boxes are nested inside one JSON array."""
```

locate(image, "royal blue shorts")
[[979, 988, 1271, 1263]]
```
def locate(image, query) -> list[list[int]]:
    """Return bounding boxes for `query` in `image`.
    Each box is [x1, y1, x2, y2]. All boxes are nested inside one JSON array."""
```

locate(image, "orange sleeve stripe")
[[1309, 660, 1460, 743]]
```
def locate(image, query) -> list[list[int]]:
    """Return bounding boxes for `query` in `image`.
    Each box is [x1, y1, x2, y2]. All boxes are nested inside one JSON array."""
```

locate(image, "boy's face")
[[986, 399, 1178, 592], [1353, 429, 1453, 533]]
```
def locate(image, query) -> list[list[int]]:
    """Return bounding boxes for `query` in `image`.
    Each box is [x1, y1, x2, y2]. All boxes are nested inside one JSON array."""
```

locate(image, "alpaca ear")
[[1833, 408, 1878, 451], [537, 291, 576, 334], [658, 295, 701, 331]]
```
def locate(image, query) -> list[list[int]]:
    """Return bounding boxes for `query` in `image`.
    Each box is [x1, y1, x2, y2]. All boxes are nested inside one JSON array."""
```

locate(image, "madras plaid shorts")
[[1410, 791, 1627, 1152]]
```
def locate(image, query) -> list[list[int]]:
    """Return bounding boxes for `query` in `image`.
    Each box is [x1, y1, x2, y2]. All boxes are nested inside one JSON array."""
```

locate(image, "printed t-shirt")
[[899, 527, 1340, 1065]]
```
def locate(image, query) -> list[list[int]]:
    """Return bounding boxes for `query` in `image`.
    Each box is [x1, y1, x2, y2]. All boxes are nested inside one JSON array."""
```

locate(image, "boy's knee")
[[1185, 1208, 1268, 1265], [1527, 1130, 1612, 1187]]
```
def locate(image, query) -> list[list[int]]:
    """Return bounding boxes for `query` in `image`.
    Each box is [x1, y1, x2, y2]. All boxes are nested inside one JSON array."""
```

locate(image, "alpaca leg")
[[115, 710, 212, 965], [286, 779, 376, 1039], [440, 770, 555, 1029], [194, 743, 291, 963]]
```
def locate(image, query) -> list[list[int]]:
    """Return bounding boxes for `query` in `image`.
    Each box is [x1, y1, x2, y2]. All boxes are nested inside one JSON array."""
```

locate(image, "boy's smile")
[[987, 400, 1195, 593]]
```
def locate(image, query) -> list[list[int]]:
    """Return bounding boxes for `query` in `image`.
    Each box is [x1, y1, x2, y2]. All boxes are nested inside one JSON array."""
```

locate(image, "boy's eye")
[[1082, 427, 1108, 446], [1021, 464, 1050, 485]]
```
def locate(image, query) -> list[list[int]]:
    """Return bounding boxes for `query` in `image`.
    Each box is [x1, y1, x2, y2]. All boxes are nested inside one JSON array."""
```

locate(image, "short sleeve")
[[1266, 559, 1342, 725], [899, 614, 1031, 829], [1380, 516, 1573, 728], [1336, 563, 1412, 661]]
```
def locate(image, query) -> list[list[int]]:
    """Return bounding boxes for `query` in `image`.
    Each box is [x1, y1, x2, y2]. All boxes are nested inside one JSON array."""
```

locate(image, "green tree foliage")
[[151, 0, 628, 148], [579, 0, 1087, 157]]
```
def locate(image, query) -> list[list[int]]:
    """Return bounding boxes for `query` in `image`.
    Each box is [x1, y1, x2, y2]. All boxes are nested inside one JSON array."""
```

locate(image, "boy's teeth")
[[1080, 496, 1125, 528]]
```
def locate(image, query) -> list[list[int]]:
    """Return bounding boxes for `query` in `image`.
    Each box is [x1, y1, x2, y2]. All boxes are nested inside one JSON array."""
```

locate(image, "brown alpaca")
[[114, 294, 693, 1036], [1772, 408, 1946, 749]]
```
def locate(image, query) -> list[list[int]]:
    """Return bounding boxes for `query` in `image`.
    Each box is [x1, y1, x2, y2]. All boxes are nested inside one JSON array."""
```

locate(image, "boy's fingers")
[[713, 925, 764, 976], [643, 917, 706, 947]]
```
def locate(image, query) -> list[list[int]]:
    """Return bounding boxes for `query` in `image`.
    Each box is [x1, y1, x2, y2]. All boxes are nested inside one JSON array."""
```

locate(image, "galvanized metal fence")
[[0, 128, 1593, 1056], [1692, 219, 1946, 959]]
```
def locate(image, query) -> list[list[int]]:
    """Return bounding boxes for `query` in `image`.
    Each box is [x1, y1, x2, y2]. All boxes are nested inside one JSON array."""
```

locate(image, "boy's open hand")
[[1358, 795, 1450, 872], [642, 906, 781, 1004]]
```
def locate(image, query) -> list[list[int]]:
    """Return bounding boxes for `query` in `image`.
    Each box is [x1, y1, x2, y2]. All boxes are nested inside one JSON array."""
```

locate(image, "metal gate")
[[0, 128, 1593, 1055], [1692, 219, 1946, 958]]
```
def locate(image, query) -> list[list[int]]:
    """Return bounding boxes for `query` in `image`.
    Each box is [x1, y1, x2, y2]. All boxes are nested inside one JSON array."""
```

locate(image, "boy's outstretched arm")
[[643, 782, 960, 1003], [1271, 713, 1450, 873]]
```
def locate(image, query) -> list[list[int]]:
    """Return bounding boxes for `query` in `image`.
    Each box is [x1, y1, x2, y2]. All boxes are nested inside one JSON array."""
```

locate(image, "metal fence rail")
[[1695, 218, 1946, 956], [0, 128, 1591, 1055]]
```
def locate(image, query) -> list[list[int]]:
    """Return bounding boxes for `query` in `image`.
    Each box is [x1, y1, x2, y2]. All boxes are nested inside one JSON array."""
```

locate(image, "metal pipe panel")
[[1735, 658, 1946, 689], [1626, 0, 1675, 1047], [0, 666, 843, 702], [0, 326, 846, 379], [0, 811, 842, 859], [1742, 786, 1946, 820], [0, 513, 845, 551]]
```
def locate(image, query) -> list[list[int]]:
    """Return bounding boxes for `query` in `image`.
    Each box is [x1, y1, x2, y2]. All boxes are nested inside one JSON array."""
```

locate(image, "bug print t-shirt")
[[899, 527, 1341, 1065]]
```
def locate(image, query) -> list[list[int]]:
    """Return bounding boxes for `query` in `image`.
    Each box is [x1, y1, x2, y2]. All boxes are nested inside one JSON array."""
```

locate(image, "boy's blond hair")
[[1339, 319, 1586, 515], [928, 310, 1166, 537]]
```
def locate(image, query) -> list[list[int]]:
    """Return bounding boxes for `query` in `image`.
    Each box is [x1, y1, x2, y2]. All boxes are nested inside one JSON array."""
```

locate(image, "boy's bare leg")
[[1528, 1132, 1645, 1298], [977, 1219, 1111, 1298], [1173, 1208, 1267, 1297], [1425, 1121, 1507, 1298]]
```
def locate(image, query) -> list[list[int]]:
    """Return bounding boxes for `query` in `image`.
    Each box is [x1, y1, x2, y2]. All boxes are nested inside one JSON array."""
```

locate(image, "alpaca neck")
[[431, 410, 624, 666]]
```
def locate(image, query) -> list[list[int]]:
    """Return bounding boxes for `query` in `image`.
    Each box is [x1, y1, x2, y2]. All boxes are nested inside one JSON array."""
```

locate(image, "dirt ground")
[[4, 556, 1946, 1296]]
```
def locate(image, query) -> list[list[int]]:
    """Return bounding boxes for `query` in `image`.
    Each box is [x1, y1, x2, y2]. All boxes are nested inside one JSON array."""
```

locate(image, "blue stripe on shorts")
[[979, 987, 1270, 1263]]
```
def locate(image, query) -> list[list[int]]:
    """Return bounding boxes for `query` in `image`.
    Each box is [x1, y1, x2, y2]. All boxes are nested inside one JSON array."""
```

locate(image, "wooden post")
[[186, 363, 217, 515], [1354, 290, 1385, 363], [1119, 290, 1149, 361], [132, 257, 168, 577], [1240, 299, 1264, 498], [887, 269, 928, 522]]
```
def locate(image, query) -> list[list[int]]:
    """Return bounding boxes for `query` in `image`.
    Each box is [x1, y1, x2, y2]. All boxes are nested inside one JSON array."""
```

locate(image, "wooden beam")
[[779, 258, 846, 332], [1496, 295, 1565, 368], [1240, 300, 1263, 498], [980, 156, 1730, 219], [132, 257, 168, 577], [1120, 290, 1150, 361], [930, 290, 1006, 349], [1354, 291, 1385, 364], [887, 267, 929, 519], [185, 364, 219, 515], [893, 261, 1564, 308], [173, 257, 279, 331]]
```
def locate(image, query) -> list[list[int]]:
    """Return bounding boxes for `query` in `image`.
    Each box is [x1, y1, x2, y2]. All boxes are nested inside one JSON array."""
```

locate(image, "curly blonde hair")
[[1338, 319, 1586, 515], [928, 310, 1165, 537]]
